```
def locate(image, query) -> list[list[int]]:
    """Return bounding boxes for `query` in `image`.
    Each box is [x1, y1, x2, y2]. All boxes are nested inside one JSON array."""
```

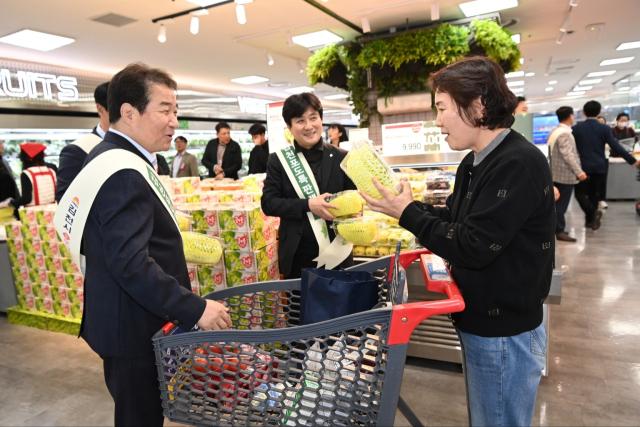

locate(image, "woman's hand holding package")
[[360, 178, 413, 220]]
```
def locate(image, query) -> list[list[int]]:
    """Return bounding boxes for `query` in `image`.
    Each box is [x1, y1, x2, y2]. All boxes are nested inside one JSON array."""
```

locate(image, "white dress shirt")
[[96, 124, 107, 139], [109, 128, 157, 170], [172, 152, 184, 178]]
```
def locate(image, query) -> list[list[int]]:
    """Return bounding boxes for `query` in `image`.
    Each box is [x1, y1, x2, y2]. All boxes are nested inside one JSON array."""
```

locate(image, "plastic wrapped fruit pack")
[[176, 211, 193, 232], [340, 140, 402, 199], [334, 217, 377, 245], [325, 190, 364, 218], [181, 232, 223, 265]]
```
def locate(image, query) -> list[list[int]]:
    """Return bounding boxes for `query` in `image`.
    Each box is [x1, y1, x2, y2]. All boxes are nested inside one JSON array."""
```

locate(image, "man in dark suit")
[[55, 81, 110, 202], [261, 93, 356, 279], [80, 63, 231, 426], [572, 100, 640, 229], [248, 123, 269, 175], [201, 121, 243, 180], [155, 153, 170, 175]]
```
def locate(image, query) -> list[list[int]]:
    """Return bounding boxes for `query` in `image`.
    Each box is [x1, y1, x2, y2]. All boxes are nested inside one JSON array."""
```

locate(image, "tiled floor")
[[0, 200, 638, 426]]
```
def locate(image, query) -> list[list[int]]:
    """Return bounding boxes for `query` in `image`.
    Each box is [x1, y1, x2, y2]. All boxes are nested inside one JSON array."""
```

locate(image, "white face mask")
[[618, 121, 628, 128]]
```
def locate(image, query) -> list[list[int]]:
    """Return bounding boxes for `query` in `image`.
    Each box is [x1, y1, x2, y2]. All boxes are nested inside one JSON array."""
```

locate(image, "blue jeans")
[[456, 322, 546, 427]]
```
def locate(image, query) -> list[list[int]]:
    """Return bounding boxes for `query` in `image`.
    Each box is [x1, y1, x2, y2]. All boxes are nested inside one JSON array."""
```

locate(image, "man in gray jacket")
[[550, 106, 587, 242]]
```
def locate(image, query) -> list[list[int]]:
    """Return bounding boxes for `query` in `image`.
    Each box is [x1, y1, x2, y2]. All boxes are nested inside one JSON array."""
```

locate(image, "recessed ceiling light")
[[199, 98, 238, 103], [285, 86, 315, 94], [505, 71, 524, 78], [600, 57, 634, 66], [231, 75, 270, 84], [324, 94, 349, 100], [267, 82, 292, 87], [567, 91, 585, 96], [459, 0, 518, 17], [292, 30, 342, 48], [507, 80, 525, 87], [618, 87, 630, 91], [587, 70, 616, 77], [579, 79, 602, 85], [0, 29, 75, 51], [525, 72, 535, 77], [574, 86, 593, 91], [617, 41, 640, 51], [511, 34, 521, 44], [619, 79, 629, 83], [185, 0, 228, 6], [545, 87, 554, 91], [549, 80, 558, 84], [510, 88, 524, 93]]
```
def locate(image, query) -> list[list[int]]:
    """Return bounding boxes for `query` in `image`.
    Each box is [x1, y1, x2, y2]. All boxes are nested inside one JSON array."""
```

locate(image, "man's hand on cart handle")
[[197, 300, 232, 331], [361, 178, 413, 220], [309, 193, 338, 221]]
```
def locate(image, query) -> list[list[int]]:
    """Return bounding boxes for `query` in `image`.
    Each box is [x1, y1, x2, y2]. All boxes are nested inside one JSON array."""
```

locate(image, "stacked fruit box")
[[159, 176, 262, 206], [6, 205, 83, 321]]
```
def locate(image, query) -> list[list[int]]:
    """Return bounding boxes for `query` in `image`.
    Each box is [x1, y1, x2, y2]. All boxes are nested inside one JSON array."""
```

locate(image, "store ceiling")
[[1, 0, 639, 116]]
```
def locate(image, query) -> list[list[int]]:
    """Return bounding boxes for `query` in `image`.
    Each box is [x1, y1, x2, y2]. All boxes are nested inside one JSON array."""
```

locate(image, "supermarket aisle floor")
[[0, 201, 639, 426]]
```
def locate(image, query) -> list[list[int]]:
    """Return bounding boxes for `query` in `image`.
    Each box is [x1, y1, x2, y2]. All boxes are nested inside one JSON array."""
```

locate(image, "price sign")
[[382, 121, 452, 156]]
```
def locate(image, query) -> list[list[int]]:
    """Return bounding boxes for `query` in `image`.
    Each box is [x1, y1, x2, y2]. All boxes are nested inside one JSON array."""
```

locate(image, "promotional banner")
[[381, 121, 452, 157], [267, 101, 290, 153]]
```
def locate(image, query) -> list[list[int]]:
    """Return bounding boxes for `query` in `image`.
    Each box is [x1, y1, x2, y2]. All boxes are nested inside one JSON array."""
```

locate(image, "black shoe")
[[585, 222, 593, 228], [556, 232, 577, 242], [592, 210, 603, 230]]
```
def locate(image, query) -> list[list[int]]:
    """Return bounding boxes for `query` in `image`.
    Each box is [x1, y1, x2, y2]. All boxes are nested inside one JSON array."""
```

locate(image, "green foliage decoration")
[[306, 19, 521, 128]]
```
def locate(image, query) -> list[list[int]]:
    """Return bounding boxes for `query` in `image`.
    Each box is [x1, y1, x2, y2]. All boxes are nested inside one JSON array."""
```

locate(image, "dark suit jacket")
[[248, 141, 269, 175], [202, 138, 243, 179], [55, 127, 99, 203], [261, 142, 356, 277], [156, 153, 170, 176], [80, 131, 206, 358], [572, 119, 637, 174]]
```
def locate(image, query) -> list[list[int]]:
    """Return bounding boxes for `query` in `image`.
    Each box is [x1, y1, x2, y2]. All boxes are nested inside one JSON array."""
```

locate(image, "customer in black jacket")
[[362, 57, 555, 427], [201, 121, 243, 179], [261, 93, 356, 278], [247, 123, 269, 175]]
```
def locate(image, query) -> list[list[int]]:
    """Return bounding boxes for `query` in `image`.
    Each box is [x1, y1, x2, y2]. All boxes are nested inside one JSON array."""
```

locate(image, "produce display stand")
[[153, 249, 464, 426], [6, 306, 81, 336]]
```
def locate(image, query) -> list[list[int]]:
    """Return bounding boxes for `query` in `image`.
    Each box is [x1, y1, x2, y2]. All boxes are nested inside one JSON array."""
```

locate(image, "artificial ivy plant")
[[307, 19, 520, 127]]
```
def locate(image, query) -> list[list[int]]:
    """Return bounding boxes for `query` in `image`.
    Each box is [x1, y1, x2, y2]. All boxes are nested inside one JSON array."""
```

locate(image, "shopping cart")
[[153, 249, 464, 426]]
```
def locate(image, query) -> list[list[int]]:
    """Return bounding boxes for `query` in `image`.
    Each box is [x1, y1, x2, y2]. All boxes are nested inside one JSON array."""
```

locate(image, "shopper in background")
[[261, 93, 356, 279], [514, 95, 529, 114], [0, 138, 19, 206], [550, 106, 586, 242], [170, 136, 199, 177], [78, 63, 230, 426], [247, 123, 269, 175], [327, 123, 349, 147], [572, 101, 640, 230], [55, 81, 110, 203], [155, 153, 170, 175], [202, 122, 242, 180], [361, 57, 554, 427], [0, 143, 56, 209], [597, 116, 607, 125], [611, 113, 638, 154]]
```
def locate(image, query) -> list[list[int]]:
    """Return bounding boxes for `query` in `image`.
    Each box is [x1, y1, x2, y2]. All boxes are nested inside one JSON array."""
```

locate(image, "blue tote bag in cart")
[[299, 268, 381, 325]]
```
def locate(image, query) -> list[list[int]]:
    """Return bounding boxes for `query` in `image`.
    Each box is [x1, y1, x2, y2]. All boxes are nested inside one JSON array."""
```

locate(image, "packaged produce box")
[[44, 256, 64, 273], [218, 203, 272, 232], [187, 206, 219, 232], [34, 298, 54, 314], [6, 238, 23, 255], [15, 281, 32, 297], [9, 251, 27, 269], [24, 239, 43, 255], [172, 177, 200, 195], [4, 222, 21, 240], [58, 243, 71, 258], [16, 294, 29, 311], [25, 296, 37, 312], [38, 226, 58, 243], [197, 265, 227, 295], [65, 302, 83, 319], [12, 266, 28, 286], [220, 225, 276, 252], [32, 283, 51, 299], [64, 273, 84, 290], [224, 242, 278, 273], [186, 263, 199, 294], [50, 287, 82, 304], [35, 206, 56, 226], [198, 192, 219, 204], [47, 271, 66, 288], [21, 224, 39, 241], [18, 207, 37, 225], [42, 240, 60, 257], [227, 262, 279, 286]]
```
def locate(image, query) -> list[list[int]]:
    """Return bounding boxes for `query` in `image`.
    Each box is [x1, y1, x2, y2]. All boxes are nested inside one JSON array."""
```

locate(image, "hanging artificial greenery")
[[307, 19, 521, 127]]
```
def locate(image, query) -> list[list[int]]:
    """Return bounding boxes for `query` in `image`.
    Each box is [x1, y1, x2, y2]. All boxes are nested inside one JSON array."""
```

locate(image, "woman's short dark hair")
[[19, 151, 45, 169], [216, 122, 231, 133], [616, 112, 630, 121], [583, 101, 602, 118], [329, 124, 349, 142], [175, 136, 188, 144], [282, 93, 323, 126], [556, 106, 574, 122], [428, 56, 518, 130], [108, 63, 177, 125], [248, 123, 266, 136]]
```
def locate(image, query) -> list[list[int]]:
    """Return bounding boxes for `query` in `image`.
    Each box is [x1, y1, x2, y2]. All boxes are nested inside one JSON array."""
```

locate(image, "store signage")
[[0, 69, 79, 101], [238, 96, 270, 115], [381, 121, 453, 156], [267, 101, 289, 153]]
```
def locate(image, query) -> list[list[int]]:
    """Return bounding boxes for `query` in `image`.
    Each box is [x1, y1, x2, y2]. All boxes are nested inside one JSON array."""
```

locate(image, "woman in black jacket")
[[361, 57, 555, 427]]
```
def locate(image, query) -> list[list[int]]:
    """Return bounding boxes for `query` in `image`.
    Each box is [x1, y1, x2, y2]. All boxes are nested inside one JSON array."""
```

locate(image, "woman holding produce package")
[[361, 57, 555, 427], [0, 143, 56, 209], [261, 93, 356, 279]]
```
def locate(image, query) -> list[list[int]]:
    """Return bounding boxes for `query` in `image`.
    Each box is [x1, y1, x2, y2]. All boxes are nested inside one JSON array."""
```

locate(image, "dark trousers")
[[553, 182, 575, 234], [103, 355, 164, 427], [574, 173, 606, 222]]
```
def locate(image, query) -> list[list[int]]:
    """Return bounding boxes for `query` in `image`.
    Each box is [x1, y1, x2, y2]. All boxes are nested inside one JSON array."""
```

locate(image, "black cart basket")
[[153, 249, 464, 426]]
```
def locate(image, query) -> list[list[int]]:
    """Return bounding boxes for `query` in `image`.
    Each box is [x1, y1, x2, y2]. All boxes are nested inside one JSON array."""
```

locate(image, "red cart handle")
[[387, 250, 465, 346]]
